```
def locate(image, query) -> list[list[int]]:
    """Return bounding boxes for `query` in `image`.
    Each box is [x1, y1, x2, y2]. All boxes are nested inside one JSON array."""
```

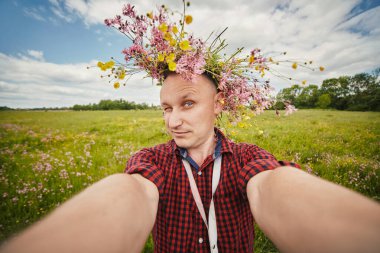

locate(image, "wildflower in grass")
[[59, 169, 69, 179]]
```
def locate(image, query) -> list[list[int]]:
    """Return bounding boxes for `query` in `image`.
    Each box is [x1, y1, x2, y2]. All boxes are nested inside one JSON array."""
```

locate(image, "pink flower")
[[285, 104, 298, 116], [176, 51, 206, 81]]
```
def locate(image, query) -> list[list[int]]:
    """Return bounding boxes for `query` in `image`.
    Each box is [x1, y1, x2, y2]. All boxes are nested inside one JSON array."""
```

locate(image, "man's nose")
[[168, 109, 183, 128]]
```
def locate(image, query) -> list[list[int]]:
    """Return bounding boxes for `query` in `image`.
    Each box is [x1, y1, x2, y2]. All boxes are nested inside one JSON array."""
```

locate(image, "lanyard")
[[182, 155, 222, 253]]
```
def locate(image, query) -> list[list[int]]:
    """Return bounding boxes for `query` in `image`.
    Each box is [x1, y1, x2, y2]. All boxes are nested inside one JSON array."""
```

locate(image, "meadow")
[[0, 109, 379, 252]]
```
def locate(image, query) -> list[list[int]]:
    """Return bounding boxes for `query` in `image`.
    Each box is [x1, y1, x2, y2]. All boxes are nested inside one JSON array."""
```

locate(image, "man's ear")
[[214, 92, 224, 115]]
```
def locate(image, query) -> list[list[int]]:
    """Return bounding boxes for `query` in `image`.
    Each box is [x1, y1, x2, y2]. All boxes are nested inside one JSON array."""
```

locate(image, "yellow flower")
[[249, 55, 255, 64], [118, 70, 126, 80], [269, 57, 273, 62], [105, 61, 114, 69], [179, 40, 191, 51], [97, 61, 107, 71], [167, 53, 176, 62], [114, 82, 120, 89], [158, 23, 168, 33], [172, 25, 178, 34], [292, 62, 298, 69], [319, 66, 325, 71], [180, 32, 185, 38], [147, 11, 153, 19], [185, 15, 193, 24], [164, 32, 172, 41], [169, 38, 177, 46], [302, 80, 307, 85], [168, 61, 176, 71], [157, 53, 165, 62]]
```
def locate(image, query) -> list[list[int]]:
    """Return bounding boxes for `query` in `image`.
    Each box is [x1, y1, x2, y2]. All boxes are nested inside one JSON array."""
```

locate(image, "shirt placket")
[[194, 161, 212, 252]]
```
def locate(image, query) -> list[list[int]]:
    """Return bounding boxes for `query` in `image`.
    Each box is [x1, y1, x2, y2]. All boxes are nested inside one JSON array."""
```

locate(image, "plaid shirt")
[[125, 128, 300, 252]]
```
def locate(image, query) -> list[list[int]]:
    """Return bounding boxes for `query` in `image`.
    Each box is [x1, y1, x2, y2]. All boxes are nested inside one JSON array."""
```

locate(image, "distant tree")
[[0, 106, 13, 111], [72, 99, 156, 111], [316, 94, 331, 109], [297, 85, 319, 108], [347, 70, 380, 111]]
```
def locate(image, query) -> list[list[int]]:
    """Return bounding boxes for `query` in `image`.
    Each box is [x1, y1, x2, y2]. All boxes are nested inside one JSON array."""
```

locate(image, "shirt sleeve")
[[125, 148, 165, 197], [237, 143, 300, 197]]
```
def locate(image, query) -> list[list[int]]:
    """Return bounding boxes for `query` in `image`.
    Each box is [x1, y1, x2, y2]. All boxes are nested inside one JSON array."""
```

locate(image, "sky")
[[0, 0, 379, 108]]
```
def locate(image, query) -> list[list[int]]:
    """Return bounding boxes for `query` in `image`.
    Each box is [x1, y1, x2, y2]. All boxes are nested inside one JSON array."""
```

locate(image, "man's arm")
[[0, 173, 159, 253], [247, 166, 380, 253]]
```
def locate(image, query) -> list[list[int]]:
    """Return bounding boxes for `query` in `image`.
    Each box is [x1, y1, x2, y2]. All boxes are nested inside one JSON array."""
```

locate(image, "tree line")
[[72, 99, 157, 111], [275, 68, 380, 111]]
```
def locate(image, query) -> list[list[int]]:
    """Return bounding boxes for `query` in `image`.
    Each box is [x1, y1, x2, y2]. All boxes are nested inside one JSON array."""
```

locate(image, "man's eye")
[[163, 107, 172, 113], [184, 101, 194, 107]]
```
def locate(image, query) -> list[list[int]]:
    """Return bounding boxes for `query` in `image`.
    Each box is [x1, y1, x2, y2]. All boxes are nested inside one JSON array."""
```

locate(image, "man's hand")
[[1, 173, 159, 253], [247, 166, 380, 253]]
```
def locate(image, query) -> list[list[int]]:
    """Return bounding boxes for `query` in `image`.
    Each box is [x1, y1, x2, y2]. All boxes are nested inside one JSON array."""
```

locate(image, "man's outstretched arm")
[[0, 173, 159, 253], [247, 166, 380, 253]]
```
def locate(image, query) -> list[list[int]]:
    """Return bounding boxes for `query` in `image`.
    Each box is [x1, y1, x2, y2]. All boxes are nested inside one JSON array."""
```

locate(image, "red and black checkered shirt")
[[125, 128, 300, 252]]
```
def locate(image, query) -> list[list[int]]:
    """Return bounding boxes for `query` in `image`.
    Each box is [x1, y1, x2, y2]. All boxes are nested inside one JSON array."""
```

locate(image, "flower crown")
[[97, 1, 324, 123]]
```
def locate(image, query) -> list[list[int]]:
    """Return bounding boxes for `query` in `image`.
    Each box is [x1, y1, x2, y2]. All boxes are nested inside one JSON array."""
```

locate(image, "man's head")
[[160, 73, 223, 149]]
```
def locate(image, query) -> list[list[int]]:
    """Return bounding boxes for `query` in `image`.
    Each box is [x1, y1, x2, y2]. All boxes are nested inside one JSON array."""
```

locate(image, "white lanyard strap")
[[182, 155, 222, 253]]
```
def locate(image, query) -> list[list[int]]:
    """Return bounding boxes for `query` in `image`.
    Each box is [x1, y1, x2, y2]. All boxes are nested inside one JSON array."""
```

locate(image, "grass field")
[[0, 109, 379, 252]]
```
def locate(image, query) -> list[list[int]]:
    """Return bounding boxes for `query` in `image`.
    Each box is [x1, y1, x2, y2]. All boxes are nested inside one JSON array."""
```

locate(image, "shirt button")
[[198, 237, 203, 244], [197, 171, 202, 176]]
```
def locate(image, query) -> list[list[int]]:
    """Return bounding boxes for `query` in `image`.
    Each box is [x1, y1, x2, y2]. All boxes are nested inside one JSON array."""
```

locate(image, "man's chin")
[[173, 138, 191, 149]]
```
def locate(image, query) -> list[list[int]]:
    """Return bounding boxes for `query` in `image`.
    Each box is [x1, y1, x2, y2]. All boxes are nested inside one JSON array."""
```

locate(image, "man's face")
[[160, 74, 222, 150]]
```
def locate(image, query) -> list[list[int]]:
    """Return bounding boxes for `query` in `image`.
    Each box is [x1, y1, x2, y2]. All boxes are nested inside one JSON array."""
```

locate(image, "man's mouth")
[[172, 131, 190, 137]]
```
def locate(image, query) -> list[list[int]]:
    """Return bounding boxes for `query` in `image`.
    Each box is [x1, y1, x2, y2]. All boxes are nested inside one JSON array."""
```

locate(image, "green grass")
[[0, 109, 379, 252]]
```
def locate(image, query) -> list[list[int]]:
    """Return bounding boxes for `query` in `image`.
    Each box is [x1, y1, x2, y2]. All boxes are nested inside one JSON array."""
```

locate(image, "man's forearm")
[[0, 174, 158, 253], [247, 166, 380, 253]]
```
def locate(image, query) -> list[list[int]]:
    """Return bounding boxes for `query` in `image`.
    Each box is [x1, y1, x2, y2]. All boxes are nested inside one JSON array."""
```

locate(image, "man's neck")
[[187, 132, 216, 167]]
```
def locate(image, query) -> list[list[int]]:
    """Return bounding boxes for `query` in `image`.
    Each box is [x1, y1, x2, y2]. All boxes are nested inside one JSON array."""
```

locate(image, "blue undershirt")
[[178, 132, 222, 172]]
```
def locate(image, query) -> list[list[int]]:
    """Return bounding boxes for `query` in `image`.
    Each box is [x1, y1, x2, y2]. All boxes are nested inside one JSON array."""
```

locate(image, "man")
[[1, 73, 379, 253]]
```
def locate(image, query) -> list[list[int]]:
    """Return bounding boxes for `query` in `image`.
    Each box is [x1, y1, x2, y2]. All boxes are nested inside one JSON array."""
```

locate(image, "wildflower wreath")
[[96, 0, 324, 124]]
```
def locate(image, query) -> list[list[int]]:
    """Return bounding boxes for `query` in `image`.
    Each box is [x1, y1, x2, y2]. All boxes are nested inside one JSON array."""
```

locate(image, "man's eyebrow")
[[160, 92, 196, 107], [181, 92, 195, 99]]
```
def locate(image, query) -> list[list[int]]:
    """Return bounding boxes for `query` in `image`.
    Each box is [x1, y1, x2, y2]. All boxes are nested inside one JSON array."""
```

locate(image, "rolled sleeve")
[[125, 148, 165, 197], [238, 144, 300, 197]]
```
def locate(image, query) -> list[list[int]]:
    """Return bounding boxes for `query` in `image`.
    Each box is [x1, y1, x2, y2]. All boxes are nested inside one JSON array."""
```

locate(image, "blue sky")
[[0, 0, 127, 64], [0, 0, 379, 108]]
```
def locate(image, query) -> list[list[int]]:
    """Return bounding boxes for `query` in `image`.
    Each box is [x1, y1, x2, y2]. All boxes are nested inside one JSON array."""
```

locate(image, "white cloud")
[[27, 50, 45, 61], [23, 7, 46, 21], [0, 53, 161, 108]]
